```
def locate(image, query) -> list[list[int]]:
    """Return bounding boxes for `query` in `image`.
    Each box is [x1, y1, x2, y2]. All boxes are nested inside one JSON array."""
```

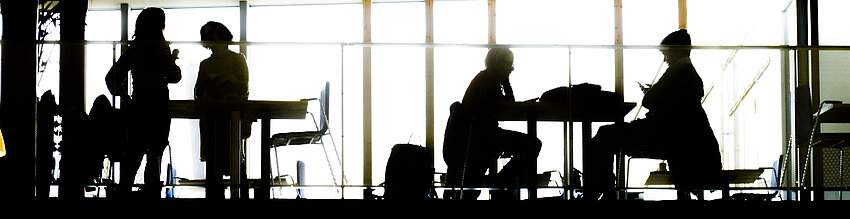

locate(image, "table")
[[494, 101, 636, 199], [169, 100, 308, 199]]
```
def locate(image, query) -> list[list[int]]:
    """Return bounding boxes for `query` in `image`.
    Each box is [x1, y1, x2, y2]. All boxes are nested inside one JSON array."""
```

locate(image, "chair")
[[442, 101, 476, 199], [269, 82, 344, 188], [621, 146, 749, 200], [442, 101, 526, 200], [797, 86, 850, 197]]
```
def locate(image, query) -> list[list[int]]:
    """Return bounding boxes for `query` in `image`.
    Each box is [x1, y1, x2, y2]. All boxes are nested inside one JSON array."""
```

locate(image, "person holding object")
[[582, 29, 723, 200], [106, 7, 181, 199]]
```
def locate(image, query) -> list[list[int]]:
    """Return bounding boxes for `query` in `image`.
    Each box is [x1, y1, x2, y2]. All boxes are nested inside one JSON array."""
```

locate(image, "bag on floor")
[[383, 144, 435, 200]]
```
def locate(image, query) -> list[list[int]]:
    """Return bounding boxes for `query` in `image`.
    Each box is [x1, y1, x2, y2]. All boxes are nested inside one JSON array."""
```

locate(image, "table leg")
[[581, 121, 591, 195], [230, 111, 242, 199], [258, 113, 271, 199], [527, 113, 538, 200], [564, 121, 573, 199]]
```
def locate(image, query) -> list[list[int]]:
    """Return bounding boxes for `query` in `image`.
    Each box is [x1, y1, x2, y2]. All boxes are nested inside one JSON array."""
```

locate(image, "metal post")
[[425, 0, 435, 173], [230, 111, 242, 199], [362, 0, 373, 188], [239, 1, 248, 57], [613, 0, 626, 196]]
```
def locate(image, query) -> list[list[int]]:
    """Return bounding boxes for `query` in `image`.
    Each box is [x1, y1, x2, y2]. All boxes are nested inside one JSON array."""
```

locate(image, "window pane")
[[129, 7, 240, 42], [434, 0, 488, 44], [372, 2, 424, 43], [249, 4, 361, 42], [689, 0, 789, 46], [622, 0, 678, 45], [86, 10, 122, 41], [497, 0, 612, 45], [819, 0, 850, 45]]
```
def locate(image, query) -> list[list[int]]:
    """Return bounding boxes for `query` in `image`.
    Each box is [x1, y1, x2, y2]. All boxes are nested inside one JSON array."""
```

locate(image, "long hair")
[[134, 7, 166, 41]]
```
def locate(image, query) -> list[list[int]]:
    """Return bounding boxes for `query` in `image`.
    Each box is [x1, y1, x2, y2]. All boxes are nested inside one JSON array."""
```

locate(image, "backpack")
[[383, 144, 435, 200], [539, 83, 623, 112]]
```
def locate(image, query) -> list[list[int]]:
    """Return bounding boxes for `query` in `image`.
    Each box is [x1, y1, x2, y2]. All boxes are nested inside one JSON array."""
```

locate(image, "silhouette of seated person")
[[194, 21, 251, 198], [443, 48, 542, 199], [58, 95, 126, 198], [583, 29, 723, 200]]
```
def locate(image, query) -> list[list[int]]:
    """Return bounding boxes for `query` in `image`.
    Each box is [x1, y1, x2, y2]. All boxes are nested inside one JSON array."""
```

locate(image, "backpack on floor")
[[383, 144, 435, 200]]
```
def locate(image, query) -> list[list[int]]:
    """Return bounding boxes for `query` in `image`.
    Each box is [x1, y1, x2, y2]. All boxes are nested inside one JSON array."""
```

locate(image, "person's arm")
[[164, 48, 182, 83], [105, 48, 132, 99], [237, 53, 250, 100], [501, 78, 515, 102], [194, 61, 209, 100], [642, 64, 702, 111]]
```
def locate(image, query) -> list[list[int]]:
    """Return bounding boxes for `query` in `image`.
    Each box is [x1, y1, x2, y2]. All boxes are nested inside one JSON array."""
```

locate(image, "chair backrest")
[[442, 101, 471, 166], [318, 82, 330, 134]]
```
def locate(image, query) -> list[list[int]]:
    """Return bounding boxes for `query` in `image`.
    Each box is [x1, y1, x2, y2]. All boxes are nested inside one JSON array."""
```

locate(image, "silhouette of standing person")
[[106, 7, 181, 198], [443, 48, 542, 199], [194, 21, 250, 199], [582, 29, 722, 200]]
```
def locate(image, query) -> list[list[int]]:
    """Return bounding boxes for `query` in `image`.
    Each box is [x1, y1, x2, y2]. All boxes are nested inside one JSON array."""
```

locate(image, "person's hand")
[[172, 49, 180, 59], [637, 81, 652, 94]]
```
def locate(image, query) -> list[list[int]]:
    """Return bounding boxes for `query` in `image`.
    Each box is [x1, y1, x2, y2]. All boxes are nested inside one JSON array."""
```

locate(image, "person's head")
[[201, 21, 234, 42], [660, 29, 691, 63], [484, 47, 515, 78], [134, 7, 166, 41], [201, 21, 233, 49]]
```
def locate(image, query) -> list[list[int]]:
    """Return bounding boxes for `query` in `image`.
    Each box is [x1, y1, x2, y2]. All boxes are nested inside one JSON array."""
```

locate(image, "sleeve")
[[105, 49, 131, 98], [194, 61, 209, 100], [163, 46, 182, 84], [462, 73, 507, 120], [641, 64, 703, 111], [501, 79, 515, 102], [237, 53, 250, 100]]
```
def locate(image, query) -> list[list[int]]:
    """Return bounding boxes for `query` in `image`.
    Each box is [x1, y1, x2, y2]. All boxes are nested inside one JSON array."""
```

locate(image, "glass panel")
[[622, 0, 678, 45], [689, 0, 789, 46], [129, 7, 240, 42], [86, 10, 122, 41], [819, 0, 850, 45], [372, 2, 425, 43], [248, 4, 361, 43], [497, 0, 613, 45], [59, 1, 817, 199], [433, 0, 488, 44]]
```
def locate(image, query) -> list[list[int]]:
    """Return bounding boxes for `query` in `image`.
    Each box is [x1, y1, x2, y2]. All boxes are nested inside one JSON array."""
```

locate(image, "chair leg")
[[318, 141, 339, 186]]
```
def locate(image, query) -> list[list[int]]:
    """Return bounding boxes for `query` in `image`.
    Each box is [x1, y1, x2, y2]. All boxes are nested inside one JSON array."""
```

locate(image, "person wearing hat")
[[581, 29, 723, 200]]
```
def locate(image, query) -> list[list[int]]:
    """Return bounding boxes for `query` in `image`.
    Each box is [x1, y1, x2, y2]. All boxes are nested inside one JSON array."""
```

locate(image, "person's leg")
[[138, 105, 171, 199], [583, 119, 663, 199], [119, 143, 144, 196], [142, 146, 164, 198], [582, 125, 621, 198], [493, 128, 541, 185]]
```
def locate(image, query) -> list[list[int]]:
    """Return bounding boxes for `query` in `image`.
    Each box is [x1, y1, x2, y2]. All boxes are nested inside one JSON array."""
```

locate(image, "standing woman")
[[194, 21, 250, 199], [106, 7, 181, 198]]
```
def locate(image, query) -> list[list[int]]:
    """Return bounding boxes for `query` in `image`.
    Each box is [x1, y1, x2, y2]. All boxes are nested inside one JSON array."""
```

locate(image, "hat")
[[660, 29, 691, 46]]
